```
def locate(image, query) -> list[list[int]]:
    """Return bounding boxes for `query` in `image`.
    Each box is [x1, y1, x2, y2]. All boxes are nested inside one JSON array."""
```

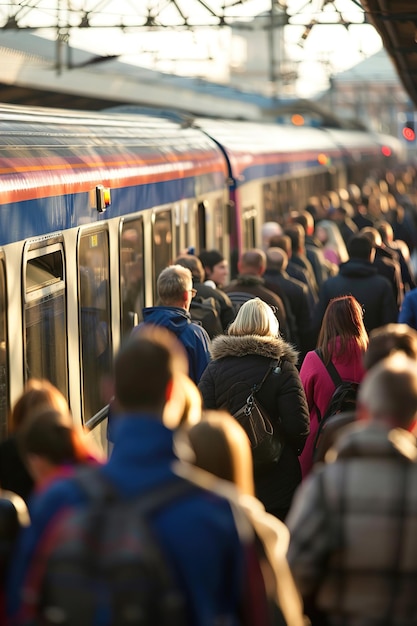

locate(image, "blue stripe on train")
[[0, 173, 225, 245]]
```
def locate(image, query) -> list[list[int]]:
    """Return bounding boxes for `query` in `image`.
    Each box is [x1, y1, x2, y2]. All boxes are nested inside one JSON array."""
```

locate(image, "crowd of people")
[[3, 168, 417, 625]]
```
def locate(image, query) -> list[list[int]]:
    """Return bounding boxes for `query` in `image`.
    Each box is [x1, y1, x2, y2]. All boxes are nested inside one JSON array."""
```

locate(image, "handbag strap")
[[253, 358, 282, 394], [315, 348, 342, 388]]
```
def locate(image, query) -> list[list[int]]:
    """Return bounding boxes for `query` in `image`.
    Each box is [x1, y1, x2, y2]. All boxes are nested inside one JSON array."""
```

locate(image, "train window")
[[78, 230, 112, 424], [242, 208, 256, 249], [120, 218, 144, 340], [263, 183, 279, 222], [0, 259, 8, 439], [174, 203, 181, 255], [152, 210, 173, 300], [197, 201, 207, 251], [24, 245, 68, 402], [213, 198, 224, 250]]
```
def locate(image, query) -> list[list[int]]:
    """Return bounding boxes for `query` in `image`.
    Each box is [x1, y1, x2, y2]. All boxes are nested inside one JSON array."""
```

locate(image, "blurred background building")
[[0, 0, 415, 151]]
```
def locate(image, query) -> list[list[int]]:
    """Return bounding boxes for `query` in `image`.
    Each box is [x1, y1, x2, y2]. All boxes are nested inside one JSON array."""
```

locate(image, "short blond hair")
[[228, 297, 279, 337]]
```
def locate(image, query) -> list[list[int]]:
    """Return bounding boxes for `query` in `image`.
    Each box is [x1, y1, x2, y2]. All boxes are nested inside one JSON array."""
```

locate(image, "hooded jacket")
[[198, 334, 309, 520], [137, 306, 211, 383]]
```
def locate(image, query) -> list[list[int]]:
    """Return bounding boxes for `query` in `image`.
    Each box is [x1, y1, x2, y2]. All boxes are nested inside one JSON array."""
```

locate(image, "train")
[[0, 102, 404, 451]]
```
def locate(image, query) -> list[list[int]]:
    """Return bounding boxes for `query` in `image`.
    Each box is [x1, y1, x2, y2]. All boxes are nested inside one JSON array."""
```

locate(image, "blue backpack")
[[24, 469, 196, 626]]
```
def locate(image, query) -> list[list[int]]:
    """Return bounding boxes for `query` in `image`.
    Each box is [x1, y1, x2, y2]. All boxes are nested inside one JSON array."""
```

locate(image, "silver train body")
[[0, 103, 404, 449]]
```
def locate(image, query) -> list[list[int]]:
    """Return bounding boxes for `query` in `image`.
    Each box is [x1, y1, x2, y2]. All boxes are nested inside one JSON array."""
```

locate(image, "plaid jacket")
[[287, 422, 417, 626]]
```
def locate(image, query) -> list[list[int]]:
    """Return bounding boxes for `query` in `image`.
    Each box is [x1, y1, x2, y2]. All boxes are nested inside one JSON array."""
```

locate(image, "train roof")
[[0, 104, 228, 208], [191, 118, 385, 182]]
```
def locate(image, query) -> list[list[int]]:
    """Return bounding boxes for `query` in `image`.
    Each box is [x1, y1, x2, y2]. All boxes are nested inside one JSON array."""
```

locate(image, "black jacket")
[[193, 282, 235, 332], [223, 275, 289, 341], [264, 269, 314, 360], [313, 259, 398, 337], [198, 334, 309, 520]]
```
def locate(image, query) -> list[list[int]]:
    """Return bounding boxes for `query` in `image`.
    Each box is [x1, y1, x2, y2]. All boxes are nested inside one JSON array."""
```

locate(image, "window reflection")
[[120, 219, 144, 340], [79, 231, 112, 423]]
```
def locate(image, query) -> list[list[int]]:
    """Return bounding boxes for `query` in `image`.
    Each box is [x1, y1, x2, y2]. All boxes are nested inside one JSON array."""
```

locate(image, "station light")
[[291, 114, 305, 126], [402, 121, 416, 142], [317, 153, 330, 166]]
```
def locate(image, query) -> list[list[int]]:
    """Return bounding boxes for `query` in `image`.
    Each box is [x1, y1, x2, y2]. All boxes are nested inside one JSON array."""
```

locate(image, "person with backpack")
[[175, 253, 234, 336], [312, 322, 417, 465], [7, 326, 269, 626], [299, 295, 368, 479], [222, 249, 290, 341]]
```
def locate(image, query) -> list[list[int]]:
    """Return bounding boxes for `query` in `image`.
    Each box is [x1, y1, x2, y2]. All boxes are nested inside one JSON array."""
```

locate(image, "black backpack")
[[189, 296, 223, 338], [24, 468, 196, 626], [226, 292, 254, 316], [313, 349, 359, 458]]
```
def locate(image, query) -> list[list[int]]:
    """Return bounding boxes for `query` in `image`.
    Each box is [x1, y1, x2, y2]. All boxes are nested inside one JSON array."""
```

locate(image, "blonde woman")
[[198, 298, 309, 521]]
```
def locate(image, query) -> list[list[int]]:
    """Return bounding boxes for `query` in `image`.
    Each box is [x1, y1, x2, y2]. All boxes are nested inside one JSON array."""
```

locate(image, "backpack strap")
[[315, 348, 342, 388], [74, 466, 197, 516], [253, 358, 282, 394]]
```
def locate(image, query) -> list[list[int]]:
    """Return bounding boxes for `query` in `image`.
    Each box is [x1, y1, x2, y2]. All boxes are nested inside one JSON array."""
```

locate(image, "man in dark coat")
[[359, 227, 403, 309], [223, 248, 290, 341], [313, 236, 398, 338], [289, 210, 331, 289], [269, 234, 318, 311], [264, 247, 314, 361], [377, 220, 416, 293], [284, 224, 319, 300]]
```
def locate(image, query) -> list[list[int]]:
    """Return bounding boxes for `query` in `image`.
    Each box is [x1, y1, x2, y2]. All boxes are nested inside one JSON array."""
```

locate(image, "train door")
[[0, 256, 8, 439], [78, 229, 112, 425], [119, 217, 145, 342], [263, 182, 280, 224], [23, 240, 68, 402], [242, 207, 257, 250], [152, 209, 173, 301], [196, 201, 207, 251]]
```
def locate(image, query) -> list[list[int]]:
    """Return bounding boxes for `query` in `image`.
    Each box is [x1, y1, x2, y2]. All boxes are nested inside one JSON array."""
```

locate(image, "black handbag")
[[232, 359, 284, 472]]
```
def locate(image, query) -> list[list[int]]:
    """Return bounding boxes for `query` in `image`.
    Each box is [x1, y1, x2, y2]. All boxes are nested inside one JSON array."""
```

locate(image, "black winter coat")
[[198, 334, 310, 520], [312, 259, 399, 338]]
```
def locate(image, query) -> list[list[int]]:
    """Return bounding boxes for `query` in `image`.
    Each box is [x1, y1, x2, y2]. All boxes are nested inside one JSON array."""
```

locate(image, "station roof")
[[361, 1, 417, 108]]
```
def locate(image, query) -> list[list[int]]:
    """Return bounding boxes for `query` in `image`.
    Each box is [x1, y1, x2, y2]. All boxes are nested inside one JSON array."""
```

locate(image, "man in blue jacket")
[[8, 327, 266, 626], [133, 264, 211, 384]]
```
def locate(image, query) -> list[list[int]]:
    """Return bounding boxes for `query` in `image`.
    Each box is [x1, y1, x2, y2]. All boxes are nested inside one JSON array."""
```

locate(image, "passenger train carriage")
[[0, 103, 404, 450]]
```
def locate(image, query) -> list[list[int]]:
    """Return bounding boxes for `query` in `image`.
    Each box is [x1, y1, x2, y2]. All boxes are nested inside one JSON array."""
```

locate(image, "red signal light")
[[402, 126, 416, 142], [381, 145, 392, 157]]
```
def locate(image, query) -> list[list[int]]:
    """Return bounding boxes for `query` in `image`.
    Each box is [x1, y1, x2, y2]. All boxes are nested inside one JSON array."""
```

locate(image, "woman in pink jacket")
[[299, 295, 368, 478]]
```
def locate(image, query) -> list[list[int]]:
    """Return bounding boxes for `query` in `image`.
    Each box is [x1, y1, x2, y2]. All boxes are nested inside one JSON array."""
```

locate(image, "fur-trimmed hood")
[[210, 334, 299, 365]]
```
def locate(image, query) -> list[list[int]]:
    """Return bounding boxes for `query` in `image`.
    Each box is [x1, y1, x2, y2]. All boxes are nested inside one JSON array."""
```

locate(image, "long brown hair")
[[317, 295, 368, 364]]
